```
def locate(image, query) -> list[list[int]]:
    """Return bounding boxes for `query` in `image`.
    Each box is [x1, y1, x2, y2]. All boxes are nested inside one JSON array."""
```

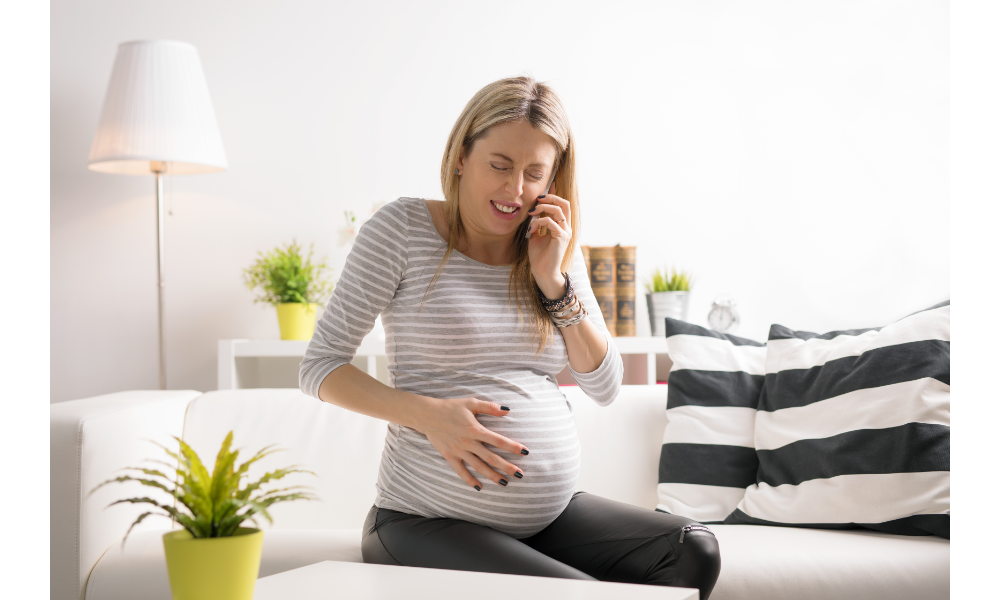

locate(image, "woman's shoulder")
[[362, 197, 420, 234], [377, 197, 450, 243], [374, 197, 442, 224]]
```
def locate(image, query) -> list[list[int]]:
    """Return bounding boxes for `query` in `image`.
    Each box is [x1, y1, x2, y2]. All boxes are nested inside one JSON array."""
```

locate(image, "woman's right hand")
[[414, 396, 529, 490]]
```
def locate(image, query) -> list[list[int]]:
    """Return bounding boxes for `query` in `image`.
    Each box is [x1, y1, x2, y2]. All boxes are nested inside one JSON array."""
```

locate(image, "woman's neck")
[[458, 224, 516, 267]]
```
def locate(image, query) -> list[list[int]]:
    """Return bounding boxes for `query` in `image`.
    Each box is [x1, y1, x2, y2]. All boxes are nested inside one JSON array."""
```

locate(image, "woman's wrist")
[[536, 273, 567, 300], [407, 394, 444, 433], [536, 272, 588, 328]]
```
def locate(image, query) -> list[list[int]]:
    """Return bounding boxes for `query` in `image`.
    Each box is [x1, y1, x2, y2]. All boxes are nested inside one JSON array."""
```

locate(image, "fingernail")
[[499, 479, 508, 486], [474, 485, 481, 491], [500, 405, 510, 411], [514, 471, 523, 479], [520, 449, 529, 455]]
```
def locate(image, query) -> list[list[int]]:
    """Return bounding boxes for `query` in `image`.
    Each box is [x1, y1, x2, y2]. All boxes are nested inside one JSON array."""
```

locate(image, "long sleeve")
[[299, 200, 410, 400], [565, 244, 624, 406]]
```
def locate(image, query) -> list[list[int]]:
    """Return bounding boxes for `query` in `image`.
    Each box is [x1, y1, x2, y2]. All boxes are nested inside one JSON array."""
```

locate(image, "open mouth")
[[491, 200, 521, 220]]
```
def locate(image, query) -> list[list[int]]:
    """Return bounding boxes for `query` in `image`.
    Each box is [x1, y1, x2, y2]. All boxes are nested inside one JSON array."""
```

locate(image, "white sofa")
[[51, 385, 949, 600]]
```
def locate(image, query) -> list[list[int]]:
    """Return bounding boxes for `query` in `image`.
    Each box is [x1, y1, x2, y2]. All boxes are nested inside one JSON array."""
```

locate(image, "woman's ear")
[[456, 146, 467, 175]]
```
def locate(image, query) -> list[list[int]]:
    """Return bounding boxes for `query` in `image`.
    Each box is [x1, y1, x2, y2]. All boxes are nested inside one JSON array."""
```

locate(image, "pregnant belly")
[[378, 400, 581, 539]]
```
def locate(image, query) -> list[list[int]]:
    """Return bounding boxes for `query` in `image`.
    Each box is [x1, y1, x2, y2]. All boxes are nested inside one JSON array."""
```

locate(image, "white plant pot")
[[646, 291, 690, 337]]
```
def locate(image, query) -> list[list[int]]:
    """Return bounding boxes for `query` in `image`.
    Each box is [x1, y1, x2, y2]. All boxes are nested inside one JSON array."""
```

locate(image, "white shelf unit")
[[218, 334, 669, 390]]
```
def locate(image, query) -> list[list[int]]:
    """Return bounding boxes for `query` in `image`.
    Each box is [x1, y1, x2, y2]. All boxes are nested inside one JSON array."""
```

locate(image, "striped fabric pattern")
[[725, 301, 950, 538], [657, 319, 766, 523], [299, 197, 623, 538]]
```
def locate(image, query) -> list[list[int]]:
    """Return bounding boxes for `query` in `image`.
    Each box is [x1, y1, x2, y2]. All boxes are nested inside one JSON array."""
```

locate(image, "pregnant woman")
[[299, 76, 721, 598]]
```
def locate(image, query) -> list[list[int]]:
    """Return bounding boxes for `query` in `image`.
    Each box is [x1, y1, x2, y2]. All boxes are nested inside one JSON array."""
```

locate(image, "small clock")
[[708, 295, 740, 333]]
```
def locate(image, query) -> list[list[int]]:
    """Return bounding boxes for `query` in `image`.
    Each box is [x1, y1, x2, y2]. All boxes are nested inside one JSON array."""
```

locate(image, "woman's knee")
[[668, 527, 722, 599]]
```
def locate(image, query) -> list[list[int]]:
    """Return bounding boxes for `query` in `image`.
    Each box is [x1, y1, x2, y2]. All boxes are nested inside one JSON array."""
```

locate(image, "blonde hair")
[[422, 76, 581, 356]]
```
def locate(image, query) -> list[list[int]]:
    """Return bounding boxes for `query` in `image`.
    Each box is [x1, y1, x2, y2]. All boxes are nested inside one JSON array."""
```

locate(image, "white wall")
[[50, 0, 949, 403]]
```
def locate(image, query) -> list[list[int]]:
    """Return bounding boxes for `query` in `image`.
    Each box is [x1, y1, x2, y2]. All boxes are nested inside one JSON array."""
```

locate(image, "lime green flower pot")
[[162, 527, 264, 600], [275, 302, 319, 340]]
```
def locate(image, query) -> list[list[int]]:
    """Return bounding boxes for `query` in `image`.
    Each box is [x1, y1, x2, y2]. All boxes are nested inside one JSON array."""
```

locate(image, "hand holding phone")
[[527, 172, 557, 239]]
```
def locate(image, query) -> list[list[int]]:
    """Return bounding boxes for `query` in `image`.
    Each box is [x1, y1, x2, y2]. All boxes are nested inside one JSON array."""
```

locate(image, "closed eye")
[[490, 163, 544, 182]]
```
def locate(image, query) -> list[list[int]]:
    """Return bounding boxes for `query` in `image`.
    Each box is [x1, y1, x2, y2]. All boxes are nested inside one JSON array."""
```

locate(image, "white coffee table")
[[253, 560, 699, 599]]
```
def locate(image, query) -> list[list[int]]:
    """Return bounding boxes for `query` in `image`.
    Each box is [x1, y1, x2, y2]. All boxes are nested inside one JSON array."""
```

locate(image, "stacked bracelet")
[[539, 272, 588, 328], [553, 298, 588, 328], [539, 272, 575, 312], [551, 297, 581, 318]]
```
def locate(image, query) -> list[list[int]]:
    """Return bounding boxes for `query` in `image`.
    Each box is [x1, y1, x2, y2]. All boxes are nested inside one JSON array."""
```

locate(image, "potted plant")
[[242, 239, 336, 340], [645, 267, 694, 336], [87, 431, 318, 600]]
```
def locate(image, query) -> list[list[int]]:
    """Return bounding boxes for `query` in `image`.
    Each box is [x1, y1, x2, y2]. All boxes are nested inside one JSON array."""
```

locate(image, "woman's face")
[[456, 119, 560, 239]]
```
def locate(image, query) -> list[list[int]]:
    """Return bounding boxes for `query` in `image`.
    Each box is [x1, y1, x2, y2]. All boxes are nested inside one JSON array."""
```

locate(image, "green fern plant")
[[86, 431, 319, 549], [645, 267, 694, 293], [242, 239, 336, 307]]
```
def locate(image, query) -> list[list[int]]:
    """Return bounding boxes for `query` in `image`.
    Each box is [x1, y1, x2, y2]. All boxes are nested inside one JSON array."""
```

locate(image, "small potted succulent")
[[242, 239, 336, 340], [645, 267, 695, 336], [86, 431, 318, 600]]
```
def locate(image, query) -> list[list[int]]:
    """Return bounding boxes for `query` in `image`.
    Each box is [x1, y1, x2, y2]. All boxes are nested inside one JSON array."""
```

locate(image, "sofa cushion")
[[657, 319, 766, 523], [707, 524, 949, 600], [83, 524, 948, 600], [726, 301, 950, 538]]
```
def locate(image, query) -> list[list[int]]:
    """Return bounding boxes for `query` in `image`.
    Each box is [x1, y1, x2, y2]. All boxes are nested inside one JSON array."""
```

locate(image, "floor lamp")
[[88, 40, 227, 390]]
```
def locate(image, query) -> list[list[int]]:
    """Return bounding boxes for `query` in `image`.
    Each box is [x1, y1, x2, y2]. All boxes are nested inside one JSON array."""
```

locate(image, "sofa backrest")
[[181, 385, 668, 529]]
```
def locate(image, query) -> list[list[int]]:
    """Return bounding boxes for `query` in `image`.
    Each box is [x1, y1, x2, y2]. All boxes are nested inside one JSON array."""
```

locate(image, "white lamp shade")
[[88, 40, 227, 175]]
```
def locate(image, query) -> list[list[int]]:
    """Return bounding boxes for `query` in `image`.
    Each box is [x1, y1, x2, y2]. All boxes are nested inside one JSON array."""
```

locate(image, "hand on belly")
[[412, 396, 529, 491]]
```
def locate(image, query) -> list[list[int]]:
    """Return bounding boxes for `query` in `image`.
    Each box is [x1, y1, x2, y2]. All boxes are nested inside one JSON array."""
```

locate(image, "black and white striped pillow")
[[657, 319, 765, 523], [724, 301, 950, 538]]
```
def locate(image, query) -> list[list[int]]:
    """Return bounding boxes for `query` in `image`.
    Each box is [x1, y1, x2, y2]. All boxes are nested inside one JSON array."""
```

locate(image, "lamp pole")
[[153, 162, 167, 389]]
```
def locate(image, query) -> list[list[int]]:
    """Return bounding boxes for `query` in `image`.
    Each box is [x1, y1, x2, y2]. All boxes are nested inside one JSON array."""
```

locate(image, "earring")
[[454, 168, 460, 175]]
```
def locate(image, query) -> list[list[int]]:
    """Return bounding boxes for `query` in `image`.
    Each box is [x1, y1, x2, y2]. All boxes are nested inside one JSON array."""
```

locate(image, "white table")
[[253, 560, 698, 600], [219, 333, 669, 390]]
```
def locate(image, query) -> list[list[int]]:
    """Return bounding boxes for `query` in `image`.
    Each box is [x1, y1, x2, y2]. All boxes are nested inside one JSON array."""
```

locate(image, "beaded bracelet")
[[550, 296, 582, 318], [539, 272, 576, 312], [553, 298, 588, 328]]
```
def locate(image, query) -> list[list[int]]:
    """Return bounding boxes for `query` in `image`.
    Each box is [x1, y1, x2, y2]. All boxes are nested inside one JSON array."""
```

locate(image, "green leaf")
[[209, 431, 241, 528], [239, 467, 317, 500], [107, 496, 204, 537], [118, 511, 172, 551]]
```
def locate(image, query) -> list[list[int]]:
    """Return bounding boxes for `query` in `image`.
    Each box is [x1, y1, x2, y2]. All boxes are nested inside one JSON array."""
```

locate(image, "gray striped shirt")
[[299, 197, 623, 538]]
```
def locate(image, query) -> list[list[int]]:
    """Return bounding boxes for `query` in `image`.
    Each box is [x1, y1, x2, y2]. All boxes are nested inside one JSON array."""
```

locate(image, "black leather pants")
[[362, 491, 722, 599]]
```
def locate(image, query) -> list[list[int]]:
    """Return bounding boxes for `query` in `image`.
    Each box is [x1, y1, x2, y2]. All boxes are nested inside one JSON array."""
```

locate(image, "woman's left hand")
[[526, 193, 572, 298]]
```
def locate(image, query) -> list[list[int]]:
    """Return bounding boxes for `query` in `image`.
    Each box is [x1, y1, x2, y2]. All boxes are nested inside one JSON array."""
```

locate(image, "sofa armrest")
[[51, 390, 202, 600]]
